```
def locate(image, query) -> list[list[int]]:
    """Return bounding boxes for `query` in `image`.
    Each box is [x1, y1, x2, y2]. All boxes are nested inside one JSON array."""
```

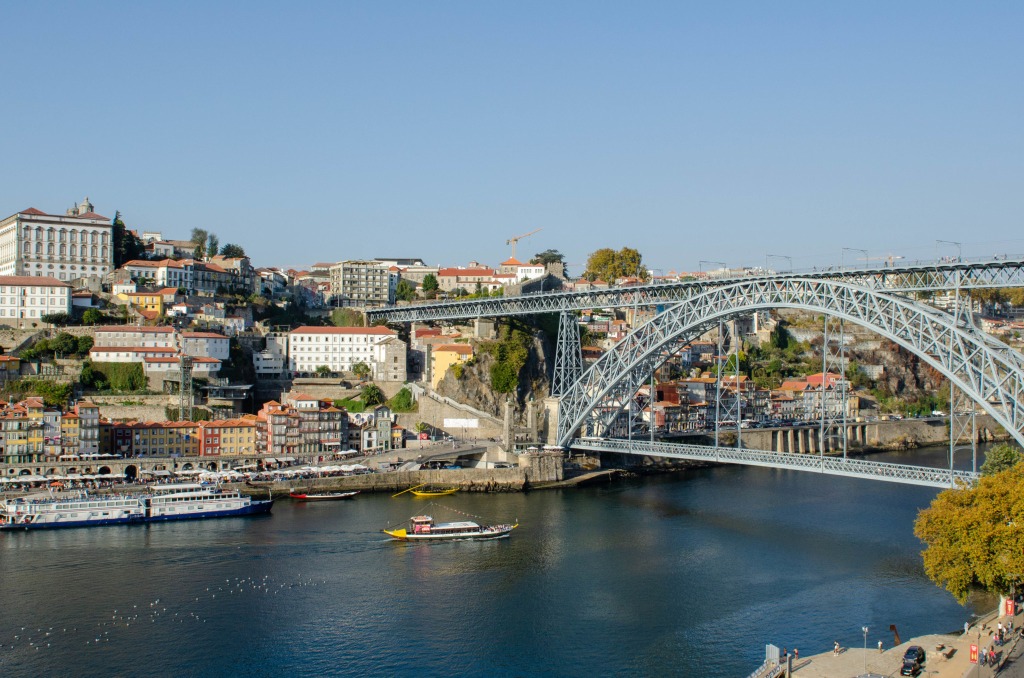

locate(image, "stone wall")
[[87, 394, 179, 422]]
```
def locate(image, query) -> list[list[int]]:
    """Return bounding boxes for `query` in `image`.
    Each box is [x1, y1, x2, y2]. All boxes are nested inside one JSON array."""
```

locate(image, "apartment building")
[[0, 198, 113, 284], [288, 326, 406, 381], [0, 276, 72, 326], [329, 260, 397, 308]]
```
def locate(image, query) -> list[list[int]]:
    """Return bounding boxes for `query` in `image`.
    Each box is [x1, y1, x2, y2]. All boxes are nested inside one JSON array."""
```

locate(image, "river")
[[0, 444, 993, 677]]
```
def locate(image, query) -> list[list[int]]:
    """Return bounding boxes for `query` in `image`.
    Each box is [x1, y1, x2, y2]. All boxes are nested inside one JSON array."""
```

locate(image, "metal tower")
[[819, 315, 849, 457], [552, 311, 584, 397], [178, 354, 194, 422], [947, 272, 978, 474]]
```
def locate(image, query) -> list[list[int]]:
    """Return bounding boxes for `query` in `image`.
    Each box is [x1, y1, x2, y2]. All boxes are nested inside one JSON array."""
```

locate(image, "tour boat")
[[392, 483, 459, 498], [383, 515, 517, 542], [289, 491, 359, 501], [0, 484, 273, 530]]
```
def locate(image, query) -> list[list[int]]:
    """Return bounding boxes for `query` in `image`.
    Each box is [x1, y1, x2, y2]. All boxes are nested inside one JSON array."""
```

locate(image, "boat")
[[383, 514, 517, 542], [392, 483, 459, 498], [0, 483, 273, 531], [289, 491, 359, 501]]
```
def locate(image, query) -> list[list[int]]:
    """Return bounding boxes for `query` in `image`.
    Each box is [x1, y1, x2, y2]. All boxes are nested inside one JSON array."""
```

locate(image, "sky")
[[2, 2, 1022, 275]]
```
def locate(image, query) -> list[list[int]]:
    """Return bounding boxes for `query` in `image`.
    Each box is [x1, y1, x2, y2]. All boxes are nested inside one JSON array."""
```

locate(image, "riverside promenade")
[[755, 606, 1021, 678]]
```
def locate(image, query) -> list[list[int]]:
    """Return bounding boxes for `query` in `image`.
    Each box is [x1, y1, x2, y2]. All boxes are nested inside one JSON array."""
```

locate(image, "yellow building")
[[430, 343, 474, 388], [199, 419, 256, 457], [117, 292, 164, 317]]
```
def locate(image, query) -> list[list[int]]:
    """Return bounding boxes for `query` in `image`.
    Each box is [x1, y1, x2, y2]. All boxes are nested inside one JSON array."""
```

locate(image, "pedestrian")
[[833, 641, 840, 656], [878, 640, 883, 653], [965, 621, 970, 635], [794, 648, 798, 661]]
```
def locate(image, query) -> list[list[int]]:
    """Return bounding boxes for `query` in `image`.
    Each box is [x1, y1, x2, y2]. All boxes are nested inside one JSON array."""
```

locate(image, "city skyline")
[[3, 2, 1022, 273]]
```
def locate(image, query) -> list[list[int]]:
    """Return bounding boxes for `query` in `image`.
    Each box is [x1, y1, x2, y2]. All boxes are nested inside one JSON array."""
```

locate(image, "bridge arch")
[[557, 278, 1024, 449]]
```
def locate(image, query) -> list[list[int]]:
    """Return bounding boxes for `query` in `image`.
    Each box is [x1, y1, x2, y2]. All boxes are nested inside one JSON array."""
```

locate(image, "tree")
[[981, 443, 1023, 476], [531, 249, 565, 266], [388, 387, 415, 412], [111, 211, 145, 267], [41, 312, 72, 326], [583, 247, 648, 283], [361, 383, 385, 407], [915, 464, 1024, 603], [206, 234, 220, 259], [490, 362, 518, 393], [422, 274, 439, 299], [52, 332, 77, 357], [191, 228, 208, 261], [82, 308, 103, 325], [395, 279, 416, 302], [220, 243, 246, 258], [352, 362, 371, 380], [76, 335, 94, 355], [315, 364, 332, 377]]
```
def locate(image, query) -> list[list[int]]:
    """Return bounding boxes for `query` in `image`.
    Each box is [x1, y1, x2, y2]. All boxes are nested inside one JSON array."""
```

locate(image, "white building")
[[0, 198, 113, 283], [253, 333, 288, 377], [92, 326, 176, 349], [180, 331, 230, 360], [328, 261, 398, 308], [0, 276, 72, 327], [142, 356, 221, 377], [288, 326, 406, 380]]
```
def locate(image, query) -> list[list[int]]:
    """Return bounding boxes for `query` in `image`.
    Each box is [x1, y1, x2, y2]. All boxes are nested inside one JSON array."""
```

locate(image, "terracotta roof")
[[500, 257, 524, 266], [91, 346, 177, 354], [93, 325, 174, 333], [75, 211, 109, 220], [0, 275, 70, 287], [437, 267, 496, 278], [433, 343, 473, 355], [290, 326, 396, 336], [181, 331, 228, 339], [414, 328, 442, 338], [779, 380, 811, 391], [289, 393, 317, 401], [20, 207, 47, 216]]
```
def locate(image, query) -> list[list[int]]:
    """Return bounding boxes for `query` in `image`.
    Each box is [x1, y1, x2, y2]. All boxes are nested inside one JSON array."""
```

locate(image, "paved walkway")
[[756, 608, 1021, 678]]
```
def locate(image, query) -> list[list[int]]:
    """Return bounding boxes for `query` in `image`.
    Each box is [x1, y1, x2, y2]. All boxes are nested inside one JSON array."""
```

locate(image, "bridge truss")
[[556, 277, 1024, 451], [369, 258, 1024, 323], [573, 438, 979, 489]]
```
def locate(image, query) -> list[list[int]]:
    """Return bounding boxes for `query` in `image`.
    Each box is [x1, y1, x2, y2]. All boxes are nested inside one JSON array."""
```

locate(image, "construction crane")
[[506, 228, 542, 260], [858, 254, 905, 268]]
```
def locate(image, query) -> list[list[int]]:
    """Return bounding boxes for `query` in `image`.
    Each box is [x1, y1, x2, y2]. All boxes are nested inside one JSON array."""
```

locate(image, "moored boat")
[[383, 514, 517, 542], [289, 491, 359, 501], [409, 487, 458, 497], [0, 484, 272, 531]]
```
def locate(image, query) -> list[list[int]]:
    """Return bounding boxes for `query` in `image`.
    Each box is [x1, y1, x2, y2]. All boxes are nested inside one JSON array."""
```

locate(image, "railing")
[[573, 437, 979, 488]]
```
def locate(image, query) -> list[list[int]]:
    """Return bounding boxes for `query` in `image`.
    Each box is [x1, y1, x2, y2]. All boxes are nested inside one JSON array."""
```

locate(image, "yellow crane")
[[506, 228, 542, 260]]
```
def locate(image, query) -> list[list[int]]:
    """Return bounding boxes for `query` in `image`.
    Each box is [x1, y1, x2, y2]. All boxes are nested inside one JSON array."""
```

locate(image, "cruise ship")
[[0, 484, 273, 530]]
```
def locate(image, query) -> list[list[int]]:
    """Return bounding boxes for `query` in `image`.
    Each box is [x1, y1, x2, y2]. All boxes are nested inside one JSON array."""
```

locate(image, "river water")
[[0, 444, 992, 677]]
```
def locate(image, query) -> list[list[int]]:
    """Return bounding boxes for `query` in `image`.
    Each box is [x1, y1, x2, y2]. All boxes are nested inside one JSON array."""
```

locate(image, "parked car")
[[900, 659, 921, 676], [903, 646, 925, 664]]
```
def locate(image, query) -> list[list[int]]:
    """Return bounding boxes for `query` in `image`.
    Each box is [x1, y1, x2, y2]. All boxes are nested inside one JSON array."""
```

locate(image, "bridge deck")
[[573, 438, 978, 489]]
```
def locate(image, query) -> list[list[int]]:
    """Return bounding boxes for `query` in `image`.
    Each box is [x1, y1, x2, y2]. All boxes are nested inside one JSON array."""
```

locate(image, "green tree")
[[82, 308, 103, 325], [981, 443, 1024, 476], [190, 228, 208, 260], [220, 243, 246, 258], [52, 332, 77, 357], [395, 279, 416, 301], [531, 249, 565, 266], [352, 362, 371, 380], [206, 234, 220, 259], [490, 362, 518, 393], [76, 335, 94, 356], [80, 360, 109, 390], [422, 274, 439, 299], [583, 247, 648, 282], [388, 387, 416, 412], [42, 312, 73, 326], [315, 364, 332, 377], [111, 211, 145, 267], [915, 464, 1024, 603], [361, 383, 385, 407]]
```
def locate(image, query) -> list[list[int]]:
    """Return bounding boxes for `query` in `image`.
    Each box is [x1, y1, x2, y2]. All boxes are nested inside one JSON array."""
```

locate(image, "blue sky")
[[2, 2, 1021, 274]]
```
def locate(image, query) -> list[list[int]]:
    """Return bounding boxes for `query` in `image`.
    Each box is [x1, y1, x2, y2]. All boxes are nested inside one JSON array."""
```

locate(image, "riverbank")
[[753, 604, 1018, 678]]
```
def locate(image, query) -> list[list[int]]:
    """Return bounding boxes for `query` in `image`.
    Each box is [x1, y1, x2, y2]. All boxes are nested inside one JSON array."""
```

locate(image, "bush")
[[388, 387, 417, 413], [90, 362, 147, 392], [82, 309, 103, 325]]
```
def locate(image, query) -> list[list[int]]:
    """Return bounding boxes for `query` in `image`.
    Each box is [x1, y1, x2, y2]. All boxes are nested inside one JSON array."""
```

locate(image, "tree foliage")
[[395, 279, 416, 301], [915, 464, 1024, 603], [315, 364, 332, 377], [206, 234, 220, 259], [388, 387, 416, 412], [361, 383, 385, 407], [112, 211, 145, 267], [331, 308, 364, 327], [41, 312, 73, 326], [220, 243, 246, 258], [981, 443, 1024, 476], [352, 362, 371, 380], [82, 308, 104, 325], [421, 274, 439, 299], [583, 247, 648, 283]]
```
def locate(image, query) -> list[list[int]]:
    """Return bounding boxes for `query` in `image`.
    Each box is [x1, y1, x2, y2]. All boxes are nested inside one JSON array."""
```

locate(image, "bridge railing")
[[573, 437, 979, 488]]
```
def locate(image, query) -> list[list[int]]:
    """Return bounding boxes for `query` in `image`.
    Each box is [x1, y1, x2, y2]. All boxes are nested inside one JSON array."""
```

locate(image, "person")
[[834, 641, 839, 656], [878, 640, 883, 652], [794, 648, 798, 661], [965, 621, 970, 635]]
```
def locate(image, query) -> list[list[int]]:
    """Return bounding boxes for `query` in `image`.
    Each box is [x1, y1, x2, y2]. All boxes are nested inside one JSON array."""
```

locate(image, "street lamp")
[[842, 247, 869, 270], [766, 254, 793, 274], [936, 239, 962, 263], [699, 260, 726, 275], [862, 626, 869, 676]]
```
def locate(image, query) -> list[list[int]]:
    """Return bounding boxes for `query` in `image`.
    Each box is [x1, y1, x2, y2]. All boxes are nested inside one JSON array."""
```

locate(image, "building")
[[92, 326, 176, 349], [430, 343, 474, 388], [253, 332, 289, 377], [329, 260, 397, 307], [180, 332, 230, 360], [198, 419, 256, 457], [0, 276, 72, 327], [0, 198, 114, 283], [288, 326, 406, 380], [283, 392, 348, 455], [436, 267, 498, 293]]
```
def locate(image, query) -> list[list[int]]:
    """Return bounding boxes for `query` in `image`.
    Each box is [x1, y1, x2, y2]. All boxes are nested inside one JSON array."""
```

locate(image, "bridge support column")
[[552, 311, 583, 397], [544, 397, 561, 446]]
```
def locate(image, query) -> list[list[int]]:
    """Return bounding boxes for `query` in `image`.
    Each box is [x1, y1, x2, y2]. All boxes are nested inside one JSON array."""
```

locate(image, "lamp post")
[[862, 626, 869, 676], [936, 239, 962, 263], [699, 260, 726, 276], [842, 247, 869, 270], [766, 254, 793, 274]]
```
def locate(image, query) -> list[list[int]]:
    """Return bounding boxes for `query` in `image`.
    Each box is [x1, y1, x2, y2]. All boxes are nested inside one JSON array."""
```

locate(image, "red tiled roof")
[[181, 331, 228, 339], [75, 211, 109, 220], [434, 343, 473, 355], [500, 257, 524, 266], [290, 326, 396, 335], [93, 325, 174, 333], [437, 267, 495, 277], [0, 275, 70, 287], [20, 207, 47, 216], [91, 346, 176, 354]]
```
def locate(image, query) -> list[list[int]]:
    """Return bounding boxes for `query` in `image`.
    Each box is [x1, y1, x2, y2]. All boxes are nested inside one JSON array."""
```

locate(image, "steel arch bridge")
[[556, 277, 1024, 452]]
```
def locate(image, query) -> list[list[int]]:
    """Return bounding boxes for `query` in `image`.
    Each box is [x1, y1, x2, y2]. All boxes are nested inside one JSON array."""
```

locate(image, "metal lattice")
[[551, 311, 583, 397], [368, 258, 1024, 323], [573, 437, 978, 489], [819, 316, 848, 456], [179, 354, 194, 422], [556, 278, 1024, 450]]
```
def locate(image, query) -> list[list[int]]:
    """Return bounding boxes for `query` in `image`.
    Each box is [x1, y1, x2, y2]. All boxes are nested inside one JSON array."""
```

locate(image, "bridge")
[[367, 256, 1024, 486], [574, 437, 979, 489]]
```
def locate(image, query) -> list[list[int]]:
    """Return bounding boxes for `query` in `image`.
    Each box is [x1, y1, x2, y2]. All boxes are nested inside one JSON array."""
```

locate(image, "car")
[[900, 659, 921, 676], [903, 646, 925, 664], [443, 464, 462, 470]]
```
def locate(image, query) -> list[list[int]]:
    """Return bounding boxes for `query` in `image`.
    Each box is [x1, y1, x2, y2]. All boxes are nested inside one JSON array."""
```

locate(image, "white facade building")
[[92, 326, 176, 349], [253, 333, 288, 377], [288, 326, 406, 379], [0, 198, 113, 283], [180, 332, 230, 360], [0, 276, 72, 326]]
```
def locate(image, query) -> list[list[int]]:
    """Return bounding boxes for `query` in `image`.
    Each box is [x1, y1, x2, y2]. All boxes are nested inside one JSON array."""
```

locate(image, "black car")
[[903, 646, 926, 664], [900, 659, 921, 676]]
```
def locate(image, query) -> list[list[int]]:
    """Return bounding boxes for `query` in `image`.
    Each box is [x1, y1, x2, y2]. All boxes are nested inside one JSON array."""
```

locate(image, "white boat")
[[383, 514, 517, 541], [0, 484, 273, 530]]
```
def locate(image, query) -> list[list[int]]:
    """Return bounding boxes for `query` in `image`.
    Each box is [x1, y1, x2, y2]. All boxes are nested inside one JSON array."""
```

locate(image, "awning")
[[263, 458, 278, 464]]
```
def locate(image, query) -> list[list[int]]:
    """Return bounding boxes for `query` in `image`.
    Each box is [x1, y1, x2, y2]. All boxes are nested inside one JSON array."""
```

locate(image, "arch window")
[[70, 244, 77, 256], [23, 242, 30, 254], [47, 243, 54, 255], [46, 229, 54, 241], [90, 232, 97, 244], [91, 246, 97, 258], [58, 230, 66, 242], [59, 244, 66, 256], [35, 242, 42, 254], [35, 227, 42, 240], [101, 246, 108, 259]]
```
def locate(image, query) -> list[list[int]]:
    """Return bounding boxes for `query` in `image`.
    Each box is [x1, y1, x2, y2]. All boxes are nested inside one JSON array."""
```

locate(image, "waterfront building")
[[0, 275, 72, 327], [198, 419, 256, 456], [0, 198, 113, 284], [287, 326, 406, 381]]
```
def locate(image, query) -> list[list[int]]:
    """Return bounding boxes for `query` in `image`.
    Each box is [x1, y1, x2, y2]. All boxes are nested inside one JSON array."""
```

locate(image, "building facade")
[[0, 276, 72, 326], [288, 326, 406, 380], [328, 260, 397, 308]]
